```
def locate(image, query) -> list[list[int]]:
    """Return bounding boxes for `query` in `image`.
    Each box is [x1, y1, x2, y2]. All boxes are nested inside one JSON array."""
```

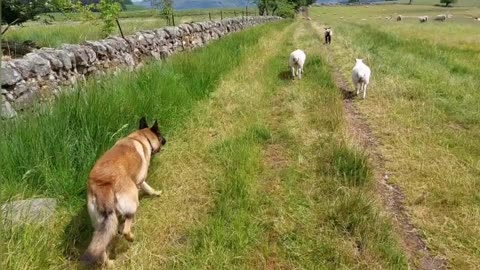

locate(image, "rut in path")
[[309, 21, 446, 270]]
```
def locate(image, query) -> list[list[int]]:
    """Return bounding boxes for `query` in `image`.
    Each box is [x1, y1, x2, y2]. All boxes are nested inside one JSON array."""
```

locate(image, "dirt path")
[[108, 23, 292, 269], [310, 21, 446, 270]]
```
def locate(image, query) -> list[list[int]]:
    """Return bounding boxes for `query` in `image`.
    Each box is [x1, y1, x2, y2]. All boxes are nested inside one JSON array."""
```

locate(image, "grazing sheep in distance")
[[419, 16, 428, 23], [435, 14, 447, 21], [324, 27, 333, 45], [289, 49, 306, 80], [352, 58, 371, 99], [397, 15, 403, 21]]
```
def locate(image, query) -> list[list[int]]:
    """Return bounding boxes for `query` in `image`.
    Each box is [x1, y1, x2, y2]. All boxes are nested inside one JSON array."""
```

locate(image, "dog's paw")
[[124, 232, 134, 242], [105, 259, 114, 268]]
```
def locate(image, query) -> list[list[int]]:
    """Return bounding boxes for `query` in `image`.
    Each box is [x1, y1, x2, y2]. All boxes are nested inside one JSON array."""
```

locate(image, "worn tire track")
[[310, 21, 446, 270]]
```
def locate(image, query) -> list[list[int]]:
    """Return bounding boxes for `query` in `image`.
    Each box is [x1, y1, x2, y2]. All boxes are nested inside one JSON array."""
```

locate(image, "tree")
[[159, 0, 173, 24], [440, 0, 457, 7], [1, 0, 50, 25], [255, 0, 313, 17]]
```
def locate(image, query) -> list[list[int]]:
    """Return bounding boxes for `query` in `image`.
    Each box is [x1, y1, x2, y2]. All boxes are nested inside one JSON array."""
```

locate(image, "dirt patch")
[[264, 144, 290, 170], [331, 63, 446, 270]]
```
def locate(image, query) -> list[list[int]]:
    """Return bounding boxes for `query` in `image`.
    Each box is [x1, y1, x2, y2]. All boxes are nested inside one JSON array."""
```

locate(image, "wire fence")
[[164, 7, 260, 26]]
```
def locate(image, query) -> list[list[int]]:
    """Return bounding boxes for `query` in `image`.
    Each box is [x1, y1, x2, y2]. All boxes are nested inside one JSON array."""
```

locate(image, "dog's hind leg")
[[140, 181, 162, 196], [116, 182, 139, 241], [121, 214, 135, 242]]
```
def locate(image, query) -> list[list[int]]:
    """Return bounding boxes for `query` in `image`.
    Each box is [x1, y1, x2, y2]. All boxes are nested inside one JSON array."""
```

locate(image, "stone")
[[56, 50, 74, 70], [10, 59, 34, 79], [84, 41, 107, 57], [178, 23, 192, 34], [24, 53, 52, 77], [37, 50, 63, 70], [164, 26, 180, 38], [154, 29, 168, 40], [1, 95, 17, 118], [124, 54, 135, 66], [62, 45, 90, 66], [5, 93, 15, 102], [13, 81, 29, 96], [1, 62, 22, 85], [1, 198, 57, 225], [14, 90, 37, 110]]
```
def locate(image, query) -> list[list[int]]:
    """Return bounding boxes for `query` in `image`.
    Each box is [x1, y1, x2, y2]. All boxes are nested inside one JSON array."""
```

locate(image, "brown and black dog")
[[82, 117, 166, 267]]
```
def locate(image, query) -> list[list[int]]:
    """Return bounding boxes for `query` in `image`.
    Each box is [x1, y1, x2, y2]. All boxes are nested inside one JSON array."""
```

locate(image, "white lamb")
[[435, 14, 447, 21], [352, 58, 371, 99], [419, 16, 428, 23], [289, 49, 306, 80]]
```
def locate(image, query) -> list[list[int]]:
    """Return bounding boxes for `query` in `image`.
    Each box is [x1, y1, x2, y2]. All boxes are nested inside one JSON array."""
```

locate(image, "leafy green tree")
[[1, 0, 49, 25], [97, 0, 122, 35], [275, 0, 295, 18], [440, 0, 457, 7], [256, 0, 314, 17]]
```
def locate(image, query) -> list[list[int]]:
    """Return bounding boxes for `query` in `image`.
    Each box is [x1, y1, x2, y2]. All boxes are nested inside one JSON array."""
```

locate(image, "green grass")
[[3, 8, 254, 48], [311, 4, 480, 268], [398, 0, 480, 6], [0, 21, 287, 269], [162, 20, 407, 270], [8, 3, 479, 268]]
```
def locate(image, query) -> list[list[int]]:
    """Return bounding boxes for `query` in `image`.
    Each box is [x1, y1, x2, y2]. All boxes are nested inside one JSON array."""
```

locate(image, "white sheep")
[[324, 27, 333, 44], [396, 15, 403, 21], [435, 14, 447, 21], [419, 16, 428, 23], [352, 58, 371, 99], [289, 49, 306, 80]]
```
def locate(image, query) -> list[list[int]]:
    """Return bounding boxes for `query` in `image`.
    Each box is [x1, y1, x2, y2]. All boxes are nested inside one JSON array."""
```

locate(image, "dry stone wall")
[[0, 16, 282, 119]]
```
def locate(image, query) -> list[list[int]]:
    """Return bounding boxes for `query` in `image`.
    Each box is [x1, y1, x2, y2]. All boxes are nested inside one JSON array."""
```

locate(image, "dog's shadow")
[[62, 207, 92, 263], [61, 207, 130, 269]]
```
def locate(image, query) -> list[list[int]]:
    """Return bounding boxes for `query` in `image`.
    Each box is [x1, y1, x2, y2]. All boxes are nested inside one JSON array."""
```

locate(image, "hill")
[[132, 0, 251, 10]]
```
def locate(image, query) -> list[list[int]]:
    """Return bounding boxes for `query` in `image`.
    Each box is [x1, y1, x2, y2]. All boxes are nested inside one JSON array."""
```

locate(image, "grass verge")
[[311, 5, 480, 268], [0, 20, 288, 269]]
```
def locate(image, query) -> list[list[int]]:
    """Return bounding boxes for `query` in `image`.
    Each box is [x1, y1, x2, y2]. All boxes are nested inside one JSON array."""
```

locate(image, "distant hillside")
[[132, 0, 251, 10]]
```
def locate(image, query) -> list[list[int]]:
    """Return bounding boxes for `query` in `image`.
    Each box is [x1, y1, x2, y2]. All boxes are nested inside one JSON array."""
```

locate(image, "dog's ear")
[[139, 117, 148, 129], [150, 120, 159, 135]]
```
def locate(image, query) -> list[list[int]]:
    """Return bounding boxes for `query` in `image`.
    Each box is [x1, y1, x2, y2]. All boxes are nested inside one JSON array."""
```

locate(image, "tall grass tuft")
[[331, 145, 372, 187]]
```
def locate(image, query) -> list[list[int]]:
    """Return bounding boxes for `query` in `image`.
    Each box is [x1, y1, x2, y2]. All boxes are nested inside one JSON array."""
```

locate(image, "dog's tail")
[[81, 186, 118, 265]]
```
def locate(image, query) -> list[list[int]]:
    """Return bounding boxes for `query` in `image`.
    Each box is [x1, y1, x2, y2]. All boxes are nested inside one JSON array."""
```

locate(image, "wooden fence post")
[[115, 18, 125, 39], [246, 6, 248, 17], [209, 12, 212, 20], [220, 11, 223, 20], [171, 13, 175, 26]]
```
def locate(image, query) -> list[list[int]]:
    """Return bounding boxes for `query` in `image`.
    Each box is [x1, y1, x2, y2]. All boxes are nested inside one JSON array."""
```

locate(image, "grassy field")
[[2, 8, 253, 49], [398, 0, 480, 6], [311, 3, 480, 269], [0, 17, 412, 269], [2, 2, 480, 270]]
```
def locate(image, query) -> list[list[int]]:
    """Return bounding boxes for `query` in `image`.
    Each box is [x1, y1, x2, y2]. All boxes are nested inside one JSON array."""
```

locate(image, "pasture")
[[1, 2, 480, 269], [312, 2, 480, 268], [2, 7, 250, 48]]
